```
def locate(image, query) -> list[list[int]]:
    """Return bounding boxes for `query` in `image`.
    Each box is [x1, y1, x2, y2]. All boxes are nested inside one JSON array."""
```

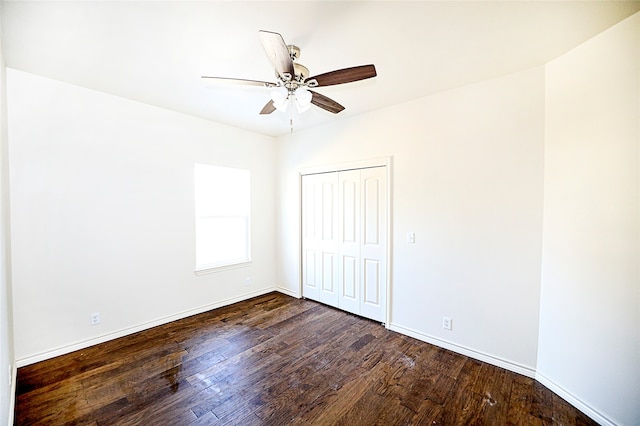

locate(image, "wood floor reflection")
[[15, 292, 596, 425]]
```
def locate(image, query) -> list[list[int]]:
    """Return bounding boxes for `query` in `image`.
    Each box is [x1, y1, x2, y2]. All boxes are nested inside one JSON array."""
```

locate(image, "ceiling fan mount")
[[202, 30, 377, 116], [276, 46, 311, 83], [287, 44, 301, 61]]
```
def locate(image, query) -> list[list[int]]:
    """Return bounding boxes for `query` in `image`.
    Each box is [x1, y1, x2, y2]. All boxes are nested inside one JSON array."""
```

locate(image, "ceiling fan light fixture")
[[294, 86, 312, 113], [295, 101, 311, 113], [294, 87, 312, 106], [270, 86, 287, 103], [270, 86, 289, 112], [274, 98, 289, 113]]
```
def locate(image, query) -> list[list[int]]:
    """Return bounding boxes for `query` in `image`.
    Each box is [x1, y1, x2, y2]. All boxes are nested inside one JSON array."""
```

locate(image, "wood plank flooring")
[[15, 292, 596, 425]]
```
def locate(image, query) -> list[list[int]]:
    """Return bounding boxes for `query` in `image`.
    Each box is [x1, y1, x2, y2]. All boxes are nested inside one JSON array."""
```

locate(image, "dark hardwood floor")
[[15, 292, 596, 425]]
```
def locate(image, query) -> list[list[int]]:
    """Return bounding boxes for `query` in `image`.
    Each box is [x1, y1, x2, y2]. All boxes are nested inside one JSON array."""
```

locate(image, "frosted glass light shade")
[[271, 86, 289, 112], [295, 87, 312, 106], [294, 87, 312, 113]]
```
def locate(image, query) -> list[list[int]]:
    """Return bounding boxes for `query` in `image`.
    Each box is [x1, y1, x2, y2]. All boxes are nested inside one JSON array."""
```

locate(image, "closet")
[[301, 166, 387, 322]]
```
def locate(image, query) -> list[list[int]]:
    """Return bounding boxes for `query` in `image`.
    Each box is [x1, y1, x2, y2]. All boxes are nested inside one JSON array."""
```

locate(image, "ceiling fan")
[[202, 30, 377, 116]]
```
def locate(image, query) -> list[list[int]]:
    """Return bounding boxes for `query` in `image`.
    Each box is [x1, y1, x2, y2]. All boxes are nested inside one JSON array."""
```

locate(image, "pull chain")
[[289, 98, 295, 133]]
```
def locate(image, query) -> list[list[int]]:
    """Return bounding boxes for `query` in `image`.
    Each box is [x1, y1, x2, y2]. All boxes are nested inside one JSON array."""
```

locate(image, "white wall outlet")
[[245, 277, 251, 286], [407, 232, 415, 243], [90, 312, 100, 326], [443, 316, 452, 330]]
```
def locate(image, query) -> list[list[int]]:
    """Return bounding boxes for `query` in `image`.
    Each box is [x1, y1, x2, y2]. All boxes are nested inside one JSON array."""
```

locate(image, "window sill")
[[195, 260, 252, 276]]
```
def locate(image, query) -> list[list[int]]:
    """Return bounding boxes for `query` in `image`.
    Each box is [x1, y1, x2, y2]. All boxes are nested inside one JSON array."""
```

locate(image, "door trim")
[[299, 157, 391, 176], [298, 157, 392, 327]]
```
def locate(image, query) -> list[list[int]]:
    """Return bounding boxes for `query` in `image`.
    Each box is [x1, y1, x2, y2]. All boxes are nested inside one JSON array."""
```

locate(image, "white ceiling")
[[3, 1, 639, 137]]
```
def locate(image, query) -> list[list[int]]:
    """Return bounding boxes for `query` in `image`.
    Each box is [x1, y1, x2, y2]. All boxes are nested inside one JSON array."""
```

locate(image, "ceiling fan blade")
[[309, 90, 345, 114], [201, 76, 276, 87], [308, 64, 377, 87], [259, 30, 295, 80], [259, 100, 276, 115]]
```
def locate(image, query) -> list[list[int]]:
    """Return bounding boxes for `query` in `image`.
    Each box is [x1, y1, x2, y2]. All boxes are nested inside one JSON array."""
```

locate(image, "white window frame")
[[194, 163, 251, 273]]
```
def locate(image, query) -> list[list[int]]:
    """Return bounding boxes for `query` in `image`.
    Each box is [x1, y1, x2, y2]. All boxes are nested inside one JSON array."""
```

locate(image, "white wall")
[[0, 10, 16, 425], [7, 69, 278, 364], [538, 12, 639, 426], [277, 66, 545, 374], [6, 10, 638, 424]]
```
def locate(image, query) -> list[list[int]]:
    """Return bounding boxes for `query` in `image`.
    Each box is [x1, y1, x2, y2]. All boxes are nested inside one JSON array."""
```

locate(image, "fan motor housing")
[[287, 45, 309, 80], [294, 63, 309, 80]]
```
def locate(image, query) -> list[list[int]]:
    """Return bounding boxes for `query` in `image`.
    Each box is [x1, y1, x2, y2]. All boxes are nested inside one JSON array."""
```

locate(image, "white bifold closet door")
[[302, 166, 387, 322], [301, 172, 340, 307]]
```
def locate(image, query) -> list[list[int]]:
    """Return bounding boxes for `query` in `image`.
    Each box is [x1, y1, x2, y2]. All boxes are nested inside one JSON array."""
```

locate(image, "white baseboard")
[[535, 372, 615, 426], [275, 286, 300, 298], [388, 322, 536, 378], [16, 287, 276, 367]]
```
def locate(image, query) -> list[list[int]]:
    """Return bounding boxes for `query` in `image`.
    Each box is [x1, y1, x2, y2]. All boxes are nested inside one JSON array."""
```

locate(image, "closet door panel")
[[338, 170, 360, 315], [342, 256, 358, 299], [360, 167, 387, 322], [363, 259, 381, 305], [302, 173, 339, 306], [302, 178, 319, 300]]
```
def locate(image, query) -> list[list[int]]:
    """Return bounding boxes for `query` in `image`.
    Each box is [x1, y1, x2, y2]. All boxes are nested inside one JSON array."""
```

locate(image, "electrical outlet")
[[245, 277, 251, 286], [442, 317, 452, 330], [90, 312, 100, 326]]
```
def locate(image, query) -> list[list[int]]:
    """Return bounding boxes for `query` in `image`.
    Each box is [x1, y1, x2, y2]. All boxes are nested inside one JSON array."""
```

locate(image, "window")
[[194, 163, 251, 272]]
